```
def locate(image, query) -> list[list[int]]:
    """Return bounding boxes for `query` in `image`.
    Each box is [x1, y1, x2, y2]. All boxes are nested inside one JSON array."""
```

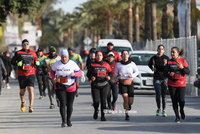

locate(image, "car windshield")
[[130, 53, 155, 65], [99, 46, 132, 53]]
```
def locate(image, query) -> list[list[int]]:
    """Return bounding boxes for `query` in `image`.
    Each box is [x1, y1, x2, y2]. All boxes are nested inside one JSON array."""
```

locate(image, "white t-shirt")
[[114, 61, 139, 79], [52, 60, 80, 85]]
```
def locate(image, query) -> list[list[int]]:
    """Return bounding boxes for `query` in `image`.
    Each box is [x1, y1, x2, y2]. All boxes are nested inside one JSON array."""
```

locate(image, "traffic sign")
[[83, 37, 92, 46]]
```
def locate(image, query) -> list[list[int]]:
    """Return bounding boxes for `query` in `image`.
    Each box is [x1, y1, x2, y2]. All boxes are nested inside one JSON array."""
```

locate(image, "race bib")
[[172, 74, 181, 79], [58, 78, 68, 83], [97, 72, 106, 77], [23, 66, 31, 70]]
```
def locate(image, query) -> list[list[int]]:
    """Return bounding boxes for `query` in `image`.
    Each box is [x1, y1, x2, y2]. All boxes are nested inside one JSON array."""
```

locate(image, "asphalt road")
[[0, 79, 200, 134]]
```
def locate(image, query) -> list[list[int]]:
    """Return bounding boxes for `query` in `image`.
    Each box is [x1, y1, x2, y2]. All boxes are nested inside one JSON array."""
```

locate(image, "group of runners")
[[9, 39, 190, 127]]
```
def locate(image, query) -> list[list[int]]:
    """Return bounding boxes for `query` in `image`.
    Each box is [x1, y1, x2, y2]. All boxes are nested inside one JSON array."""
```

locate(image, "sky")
[[53, 0, 88, 14]]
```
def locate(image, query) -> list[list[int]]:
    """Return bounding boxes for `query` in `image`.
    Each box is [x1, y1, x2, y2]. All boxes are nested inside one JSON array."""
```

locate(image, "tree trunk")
[[68, 28, 71, 47], [135, 6, 140, 43], [151, 3, 157, 41], [128, 3, 133, 44], [93, 29, 97, 48], [145, 0, 151, 41], [64, 33, 68, 48], [108, 10, 113, 35], [173, 6, 179, 38], [103, 21, 108, 39], [162, 6, 168, 39], [70, 26, 73, 46], [191, 0, 197, 36], [90, 29, 94, 47]]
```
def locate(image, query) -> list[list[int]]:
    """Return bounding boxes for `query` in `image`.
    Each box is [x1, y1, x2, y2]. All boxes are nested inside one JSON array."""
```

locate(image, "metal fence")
[[133, 36, 198, 96]]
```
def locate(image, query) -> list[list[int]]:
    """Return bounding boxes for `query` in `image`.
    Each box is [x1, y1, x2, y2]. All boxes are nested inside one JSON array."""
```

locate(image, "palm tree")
[[151, 2, 157, 41], [145, 0, 151, 41], [128, 3, 133, 44], [191, 0, 197, 36], [162, 6, 168, 39]]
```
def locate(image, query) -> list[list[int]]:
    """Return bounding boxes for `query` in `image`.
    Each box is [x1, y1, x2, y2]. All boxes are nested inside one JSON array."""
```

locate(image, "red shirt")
[[11, 49, 38, 76], [167, 58, 188, 87], [103, 51, 121, 62]]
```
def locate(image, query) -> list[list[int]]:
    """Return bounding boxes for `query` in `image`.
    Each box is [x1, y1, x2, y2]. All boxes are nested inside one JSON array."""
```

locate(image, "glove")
[[35, 61, 40, 66], [17, 60, 23, 66]]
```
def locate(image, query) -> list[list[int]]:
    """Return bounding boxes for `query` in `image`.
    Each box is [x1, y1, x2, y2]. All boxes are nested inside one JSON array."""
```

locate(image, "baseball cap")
[[107, 52, 115, 57], [22, 39, 29, 44], [107, 42, 114, 46], [37, 48, 43, 52], [49, 46, 56, 52], [68, 46, 75, 52]]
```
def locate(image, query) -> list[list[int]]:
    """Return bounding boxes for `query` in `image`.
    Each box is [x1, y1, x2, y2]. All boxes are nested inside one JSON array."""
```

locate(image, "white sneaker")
[[6, 86, 11, 89]]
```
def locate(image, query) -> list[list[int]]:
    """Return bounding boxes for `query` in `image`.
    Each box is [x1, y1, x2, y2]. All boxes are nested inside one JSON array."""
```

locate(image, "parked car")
[[96, 39, 133, 55], [130, 51, 157, 89]]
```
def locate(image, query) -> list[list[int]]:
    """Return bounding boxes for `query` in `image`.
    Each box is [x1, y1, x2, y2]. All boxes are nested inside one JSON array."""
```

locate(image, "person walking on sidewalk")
[[43, 46, 61, 109], [11, 39, 40, 113], [88, 51, 112, 121], [164, 47, 190, 123], [2, 51, 12, 89], [114, 50, 139, 121], [0, 57, 7, 95], [148, 45, 169, 117], [36, 48, 47, 99], [51, 49, 82, 127], [106, 52, 118, 111], [68, 47, 84, 97]]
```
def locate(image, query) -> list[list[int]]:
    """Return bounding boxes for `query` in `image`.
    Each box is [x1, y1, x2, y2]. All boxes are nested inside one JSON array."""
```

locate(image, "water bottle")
[[81, 71, 85, 83]]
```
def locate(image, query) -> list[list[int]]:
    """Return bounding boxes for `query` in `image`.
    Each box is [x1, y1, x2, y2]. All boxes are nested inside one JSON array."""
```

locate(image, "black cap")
[[37, 48, 43, 52], [107, 42, 114, 46], [22, 39, 29, 44], [68, 47, 75, 52], [89, 48, 96, 53]]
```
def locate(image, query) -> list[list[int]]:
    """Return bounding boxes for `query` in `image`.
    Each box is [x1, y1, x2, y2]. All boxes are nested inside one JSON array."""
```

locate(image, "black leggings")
[[36, 73, 47, 96], [55, 90, 76, 123], [3, 71, 11, 84], [92, 83, 109, 117], [107, 82, 118, 109], [168, 86, 185, 118]]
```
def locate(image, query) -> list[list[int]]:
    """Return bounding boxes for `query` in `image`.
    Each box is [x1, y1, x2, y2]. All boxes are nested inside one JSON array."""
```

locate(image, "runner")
[[0, 57, 7, 95], [106, 52, 118, 111], [11, 39, 39, 112], [148, 45, 169, 117], [2, 51, 12, 89], [36, 48, 47, 99], [164, 47, 190, 123], [88, 51, 112, 121], [114, 50, 139, 121], [68, 46, 84, 97], [103, 42, 120, 62], [51, 49, 82, 127], [43, 46, 61, 109]]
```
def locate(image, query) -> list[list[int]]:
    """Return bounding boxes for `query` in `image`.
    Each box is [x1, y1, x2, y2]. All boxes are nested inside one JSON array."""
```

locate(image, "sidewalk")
[[0, 79, 200, 134]]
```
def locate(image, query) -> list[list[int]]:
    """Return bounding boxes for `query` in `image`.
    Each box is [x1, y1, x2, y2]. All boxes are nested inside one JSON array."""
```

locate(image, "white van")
[[96, 39, 133, 54]]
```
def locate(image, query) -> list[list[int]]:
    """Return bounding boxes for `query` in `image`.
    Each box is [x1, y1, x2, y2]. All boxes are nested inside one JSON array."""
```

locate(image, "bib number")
[[23, 66, 30, 70], [58, 78, 68, 83], [97, 72, 106, 77]]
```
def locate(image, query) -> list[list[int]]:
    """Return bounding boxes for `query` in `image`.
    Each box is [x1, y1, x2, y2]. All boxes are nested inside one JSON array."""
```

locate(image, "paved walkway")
[[0, 79, 200, 134]]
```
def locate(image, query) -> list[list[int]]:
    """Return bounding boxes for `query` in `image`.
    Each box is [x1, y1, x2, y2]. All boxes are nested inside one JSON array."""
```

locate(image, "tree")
[[145, 0, 151, 41]]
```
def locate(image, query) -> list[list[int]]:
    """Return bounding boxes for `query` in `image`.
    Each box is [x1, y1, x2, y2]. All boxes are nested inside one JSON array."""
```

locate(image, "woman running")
[[114, 50, 139, 121], [51, 49, 82, 127], [88, 51, 112, 121], [164, 47, 190, 123], [148, 45, 169, 116]]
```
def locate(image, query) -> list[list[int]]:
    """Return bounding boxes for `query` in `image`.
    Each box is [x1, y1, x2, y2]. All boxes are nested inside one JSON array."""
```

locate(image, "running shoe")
[[50, 104, 55, 109], [93, 110, 98, 120], [129, 104, 131, 110], [180, 110, 185, 120], [113, 107, 117, 111], [29, 105, 33, 113], [175, 117, 180, 123], [21, 102, 25, 112], [101, 116, 106, 121], [67, 120, 73, 127], [162, 110, 167, 117], [39, 96, 43, 99], [156, 109, 161, 116], [61, 122, 66, 127], [125, 115, 130, 121], [6, 86, 11, 89]]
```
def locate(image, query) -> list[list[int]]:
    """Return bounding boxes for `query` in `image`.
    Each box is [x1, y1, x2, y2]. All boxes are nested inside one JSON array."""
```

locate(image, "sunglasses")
[[23, 43, 29, 45]]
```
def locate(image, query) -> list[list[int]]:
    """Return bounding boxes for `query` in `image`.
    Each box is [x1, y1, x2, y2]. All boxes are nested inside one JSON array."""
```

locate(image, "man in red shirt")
[[11, 39, 40, 113], [103, 42, 121, 62]]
